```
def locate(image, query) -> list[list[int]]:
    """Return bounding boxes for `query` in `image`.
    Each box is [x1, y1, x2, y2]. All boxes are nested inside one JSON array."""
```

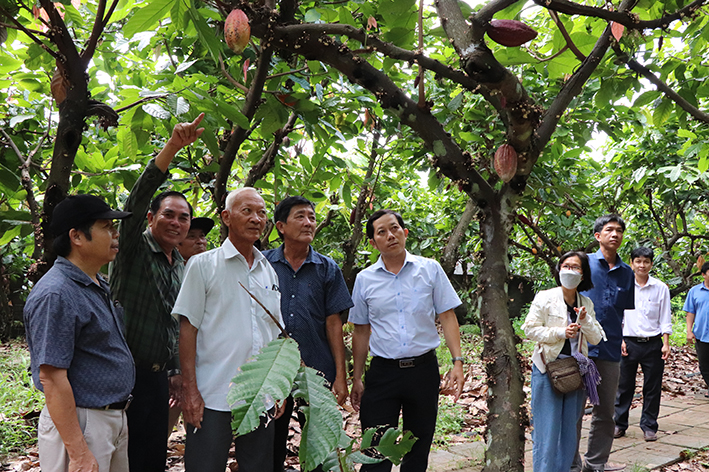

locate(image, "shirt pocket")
[[251, 284, 282, 327], [615, 287, 632, 309]]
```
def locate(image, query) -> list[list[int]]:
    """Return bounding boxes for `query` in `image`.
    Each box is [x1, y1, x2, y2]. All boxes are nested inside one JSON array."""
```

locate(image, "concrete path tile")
[[657, 431, 709, 449]]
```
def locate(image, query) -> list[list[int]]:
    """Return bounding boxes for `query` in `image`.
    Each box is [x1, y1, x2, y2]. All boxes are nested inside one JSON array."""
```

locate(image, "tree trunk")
[[478, 188, 526, 472]]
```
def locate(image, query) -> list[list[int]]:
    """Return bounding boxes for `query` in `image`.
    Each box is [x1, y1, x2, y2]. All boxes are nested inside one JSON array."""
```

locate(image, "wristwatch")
[[452, 357, 465, 364]]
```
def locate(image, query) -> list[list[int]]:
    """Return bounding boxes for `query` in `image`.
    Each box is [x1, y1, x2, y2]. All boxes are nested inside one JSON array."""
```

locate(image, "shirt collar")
[[592, 248, 626, 269], [373, 250, 413, 273], [144, 229, 184, 264], [272, 244, 319, 265], [222, 238, 266, 266], [54, 256, 108, 289], [636, 275, 659, 288]]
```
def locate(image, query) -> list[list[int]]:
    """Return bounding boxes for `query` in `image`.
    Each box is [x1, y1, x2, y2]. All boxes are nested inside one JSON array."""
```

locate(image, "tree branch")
[[244, 112, 298, 187], [548, 9, 586, 62], [441, 198, 476, 275], [533, 0, 707, 30], [0, 6, 59, 59], [81, 0, 106, 65], [218, 53, 250, 93], [275, 23, 483, 94], [0, 129, 42, 258], [614, 45, 709, 123], [252, 17, 495, 205]]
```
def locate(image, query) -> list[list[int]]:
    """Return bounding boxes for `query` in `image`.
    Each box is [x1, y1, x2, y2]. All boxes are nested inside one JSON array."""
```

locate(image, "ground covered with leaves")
[[2, 335, 708, 471]]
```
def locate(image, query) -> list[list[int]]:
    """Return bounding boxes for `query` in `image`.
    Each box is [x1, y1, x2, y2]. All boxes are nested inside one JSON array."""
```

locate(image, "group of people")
[[22, 115, 709, 472], [23, 115, 465, 472], [525, 214, 709, 472]]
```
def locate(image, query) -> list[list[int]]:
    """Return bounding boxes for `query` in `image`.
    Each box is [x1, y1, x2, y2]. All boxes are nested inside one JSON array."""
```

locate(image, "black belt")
[[134, 360, 167, 372], [625, 335, 662, 343], [373, 350, 436, 369], [99, 395, 133, 411]]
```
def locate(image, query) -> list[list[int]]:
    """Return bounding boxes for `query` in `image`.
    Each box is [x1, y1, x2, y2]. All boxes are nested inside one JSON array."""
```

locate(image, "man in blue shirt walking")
[[264, 196, 354, 471], [574, 214, 635, 472], [683, 261, 709, 396]]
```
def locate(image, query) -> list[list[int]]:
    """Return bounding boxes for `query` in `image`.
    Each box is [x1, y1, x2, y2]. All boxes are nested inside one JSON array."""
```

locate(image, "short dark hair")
[[702, 261, 709, 275], [52, 220, 94, 257], [150, 191, 193, 217], [630, 247, 654, 261], [593, 214, 626, 234], [366, 209, 405, 239], [556, 251, 594, 293]]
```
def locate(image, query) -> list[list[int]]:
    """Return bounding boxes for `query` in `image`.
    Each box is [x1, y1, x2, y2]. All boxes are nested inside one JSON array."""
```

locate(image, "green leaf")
[[187, 0, 223, 64], [142, 103, 171, 120], [0, 225, 21, 246], [293, 366, 342, 472], [228, 338, 301, 436], [214, 97, 250, 129], [123, 0, 172, 38], [652, 99, 672, 126]]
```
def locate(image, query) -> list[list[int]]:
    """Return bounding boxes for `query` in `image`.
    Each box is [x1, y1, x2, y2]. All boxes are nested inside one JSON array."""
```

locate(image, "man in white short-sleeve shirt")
[[174, 188, 283, 472], [349, 209, 465, 472]]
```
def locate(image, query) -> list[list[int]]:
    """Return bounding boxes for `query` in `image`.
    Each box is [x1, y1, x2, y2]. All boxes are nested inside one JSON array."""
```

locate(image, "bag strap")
[[539, 292, 585, 365]]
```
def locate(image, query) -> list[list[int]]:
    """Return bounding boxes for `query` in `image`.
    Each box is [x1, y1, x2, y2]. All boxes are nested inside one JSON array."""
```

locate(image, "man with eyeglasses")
[[573, 214, 635, 472], [178, 217, 214, 263]]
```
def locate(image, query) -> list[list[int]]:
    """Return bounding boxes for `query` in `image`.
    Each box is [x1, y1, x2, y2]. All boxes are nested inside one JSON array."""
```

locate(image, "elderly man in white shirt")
[[174, 188, 283, 472], [613, 247, 672, 442], [349, 209, 464, 472]]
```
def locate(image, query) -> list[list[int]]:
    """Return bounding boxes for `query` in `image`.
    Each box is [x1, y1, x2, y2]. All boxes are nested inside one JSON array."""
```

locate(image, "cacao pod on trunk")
[[224, 9, 250, 54], [493, 144, 517, 182], [487, 19, 537, 47]]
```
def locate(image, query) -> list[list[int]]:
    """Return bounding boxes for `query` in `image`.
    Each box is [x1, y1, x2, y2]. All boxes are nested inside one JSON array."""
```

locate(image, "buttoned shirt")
[[349, 251, 461, 359], [109, 159, 184, 370], [623, 275, 672, 338], [683, 282, 709, 343], [24, 257, 135, 408], [263, 245, 353, 383], [582, 249, 635, 361], [172, 239, 283, 411]]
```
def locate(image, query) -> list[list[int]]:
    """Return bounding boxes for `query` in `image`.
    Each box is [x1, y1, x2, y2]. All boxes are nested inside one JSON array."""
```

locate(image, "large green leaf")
[[227, 338, 301, 436], [123, 0, 172, 39], [293, 366, 342, 472]]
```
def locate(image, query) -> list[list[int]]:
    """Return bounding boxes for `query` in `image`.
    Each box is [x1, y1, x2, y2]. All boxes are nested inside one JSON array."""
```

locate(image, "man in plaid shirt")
[[109, 114, 204, 472]]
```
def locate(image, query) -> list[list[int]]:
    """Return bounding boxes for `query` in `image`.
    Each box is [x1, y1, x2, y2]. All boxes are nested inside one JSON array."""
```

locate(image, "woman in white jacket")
[[522, 251, 605, 472]]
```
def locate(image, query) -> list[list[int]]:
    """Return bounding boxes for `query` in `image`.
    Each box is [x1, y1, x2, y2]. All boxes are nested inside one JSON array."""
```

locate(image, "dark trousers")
[[127, 367, 169, 472], [185, 408, 275, 472], [273, 396, 324, 472], [614, 336, 665, 433], [359, 354, 440, 472], [695, 339, 709, 389]]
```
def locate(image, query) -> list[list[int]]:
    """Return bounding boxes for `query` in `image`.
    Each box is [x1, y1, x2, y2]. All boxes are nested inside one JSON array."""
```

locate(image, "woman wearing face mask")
[[522, 251, 606, 472]]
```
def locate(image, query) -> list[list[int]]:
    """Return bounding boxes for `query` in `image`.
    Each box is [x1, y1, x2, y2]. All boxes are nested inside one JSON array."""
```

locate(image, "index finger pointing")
[[191, 112, 205, 127]]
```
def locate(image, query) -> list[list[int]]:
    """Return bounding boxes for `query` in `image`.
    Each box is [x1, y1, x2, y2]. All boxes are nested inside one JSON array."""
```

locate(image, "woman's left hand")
[[574, 306, 587, 321]]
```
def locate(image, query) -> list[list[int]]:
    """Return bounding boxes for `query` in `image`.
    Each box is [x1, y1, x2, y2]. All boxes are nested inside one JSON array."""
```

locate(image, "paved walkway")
[[407, 392, 709, 472]]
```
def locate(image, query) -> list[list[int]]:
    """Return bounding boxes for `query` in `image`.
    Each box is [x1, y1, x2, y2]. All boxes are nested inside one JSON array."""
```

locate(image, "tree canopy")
[[2, 0, 709, 469]]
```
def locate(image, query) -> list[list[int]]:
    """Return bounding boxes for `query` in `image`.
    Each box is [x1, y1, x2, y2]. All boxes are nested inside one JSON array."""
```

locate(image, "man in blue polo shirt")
[[264, 196, 353, 471], [574, 214, 635, 472], [683, 261, 709, 396], [24, 195, 134, 472]]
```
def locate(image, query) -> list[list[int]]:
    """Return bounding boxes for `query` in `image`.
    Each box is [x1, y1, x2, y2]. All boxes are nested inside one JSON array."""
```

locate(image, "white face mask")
[[559, 269, 583, 289]]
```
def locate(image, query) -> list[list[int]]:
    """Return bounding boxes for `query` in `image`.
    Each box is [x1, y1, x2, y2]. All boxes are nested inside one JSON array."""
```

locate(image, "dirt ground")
[[3, 344, 707, 472]]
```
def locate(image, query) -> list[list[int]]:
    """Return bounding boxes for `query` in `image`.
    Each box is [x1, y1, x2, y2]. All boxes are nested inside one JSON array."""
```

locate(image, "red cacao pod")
[[493, 144, 517, 182], [487, 19, 537, 47], [224, 9, 250, 54]]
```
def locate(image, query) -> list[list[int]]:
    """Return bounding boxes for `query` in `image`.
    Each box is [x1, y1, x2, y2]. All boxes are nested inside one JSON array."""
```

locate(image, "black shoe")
[[613, 426, 625, 438], [644, 430, 658, 441]]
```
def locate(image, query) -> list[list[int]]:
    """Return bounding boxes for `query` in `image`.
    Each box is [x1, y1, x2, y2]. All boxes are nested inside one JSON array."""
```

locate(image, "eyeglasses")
[[560, 264, 582, 273]]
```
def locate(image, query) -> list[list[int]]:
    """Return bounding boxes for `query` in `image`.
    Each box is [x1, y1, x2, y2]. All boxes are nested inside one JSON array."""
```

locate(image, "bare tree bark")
[[441, 198, 476, 276]]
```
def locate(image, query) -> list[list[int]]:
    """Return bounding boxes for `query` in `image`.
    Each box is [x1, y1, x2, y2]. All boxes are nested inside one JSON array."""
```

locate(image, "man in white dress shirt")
[[349, 209, 464, 472], [613, 247, 672, 442], [173, 187, 283, 472]]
